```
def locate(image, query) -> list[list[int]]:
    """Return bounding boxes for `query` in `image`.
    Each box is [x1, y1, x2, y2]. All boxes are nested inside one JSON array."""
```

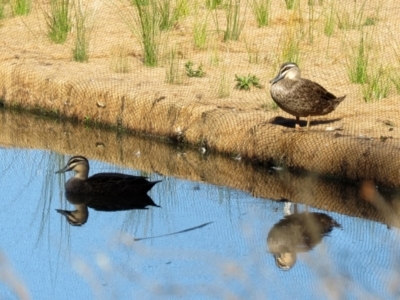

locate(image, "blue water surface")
[[0, 148, 399, 299]]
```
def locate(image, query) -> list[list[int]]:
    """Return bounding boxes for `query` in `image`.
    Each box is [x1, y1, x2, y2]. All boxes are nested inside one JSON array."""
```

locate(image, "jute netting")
[[0, 0, 399, 186]]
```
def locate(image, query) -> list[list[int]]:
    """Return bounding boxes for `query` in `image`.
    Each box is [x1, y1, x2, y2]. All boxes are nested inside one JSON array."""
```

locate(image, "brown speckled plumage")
[[270, 62, 346, 129]]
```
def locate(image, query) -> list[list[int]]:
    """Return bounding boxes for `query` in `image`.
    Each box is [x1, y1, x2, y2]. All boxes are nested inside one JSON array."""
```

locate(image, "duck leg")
[[306, 115, 311, 129]]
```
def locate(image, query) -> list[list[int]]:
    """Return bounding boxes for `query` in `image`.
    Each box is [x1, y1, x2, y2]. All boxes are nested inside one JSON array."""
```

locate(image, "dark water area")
[[1, 110, 400, 299]]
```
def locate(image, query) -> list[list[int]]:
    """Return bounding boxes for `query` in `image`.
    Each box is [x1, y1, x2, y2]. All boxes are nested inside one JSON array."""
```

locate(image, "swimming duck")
[[270, 62, 346, 129], [55, 155, 161, 196]]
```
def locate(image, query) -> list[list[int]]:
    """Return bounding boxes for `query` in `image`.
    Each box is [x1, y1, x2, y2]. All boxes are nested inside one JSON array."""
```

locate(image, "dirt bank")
[[2, 110, 400, 228]]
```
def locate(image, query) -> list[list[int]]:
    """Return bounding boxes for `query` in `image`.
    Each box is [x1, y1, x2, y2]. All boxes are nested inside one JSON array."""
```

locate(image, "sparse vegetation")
[[223, 0, 246, 41], [11, 0, 30, 15], [43, 0, 71, 44], [157, 0, 188, 31], [362, 67, 389, 102], [324, 4, 334, 37], [0, 0, 6, 19], [281, 29, 301, 64], [391, 75, 400, 95], [261, 101, 279, 111], [72, 0, 91, 62], [166, 48, 185, 84], [131, 0, 160, 67], [111, 47, 131, 73], [336, 0, 369, 30], [217, 68, 230, 98], [245, 38, 261, 64], [205, 0, 222, 10], [284, 0, 297, 10], [348, 33, 369, 84], [234, 74, 262, 90], [193, 14, 208, 49], [185, 61, 205, 77], [250, 0, 270, 27]]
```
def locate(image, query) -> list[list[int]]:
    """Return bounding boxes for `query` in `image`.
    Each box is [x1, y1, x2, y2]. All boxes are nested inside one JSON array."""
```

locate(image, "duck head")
[[55, 156, 90, 179], [270, 62, 301, 84]]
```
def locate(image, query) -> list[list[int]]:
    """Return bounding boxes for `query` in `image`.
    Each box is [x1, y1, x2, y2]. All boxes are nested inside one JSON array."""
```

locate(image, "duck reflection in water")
[[55, 156, 161, 226], [267, 204, 341, 270]]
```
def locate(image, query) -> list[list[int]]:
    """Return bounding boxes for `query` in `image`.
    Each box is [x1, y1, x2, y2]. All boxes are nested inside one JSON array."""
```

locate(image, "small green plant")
[[132, 0, 160, 66], [284, 0, 297, 10], [250, 0, 270, 27], [157, 0, 174, 30], [307, 0, 316, 44], [43, 0, 71, 44], [336, 0, 368, 30], [185, 61, 205, 77], [245, 39, 260, 63], [217, 68, 230, 98], [348, 33, 369, 84], [281, 32, 301, 64], [261, 101, 279, 111], [157, 0, 187, 31], [84, 115, 91, 125], [391, 75, 400, 94], [111, 47, 131, 73], [324, 4, 335, 37], [165, 48, 184, 84], [73, 0, 90, 62], [210, 48, 220, 66], [223, 0, 246, 42], [0, 0, 6, 19], [363, 17, 377, 26], [308, 0, 323, 5], [362, 67, 389, 102], [206, 0, 222, 10], [11, 0, 30, 15], [132, 0, 149, 5], [193, 16, 208, 49], [234, 74, 262, 91]]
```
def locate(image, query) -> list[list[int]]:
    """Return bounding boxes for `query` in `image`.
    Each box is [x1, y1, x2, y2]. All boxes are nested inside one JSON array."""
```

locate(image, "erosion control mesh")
[[0, 0, 399, 186]]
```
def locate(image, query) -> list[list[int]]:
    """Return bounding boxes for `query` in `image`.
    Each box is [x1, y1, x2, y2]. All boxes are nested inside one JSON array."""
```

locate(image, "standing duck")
[[270, 62, 346, 129]]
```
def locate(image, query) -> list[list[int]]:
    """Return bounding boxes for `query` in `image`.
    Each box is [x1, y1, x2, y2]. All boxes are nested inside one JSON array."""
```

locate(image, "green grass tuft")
[[362, 67, 389, 102], [44, 0, 71, 44], [132, 0, 160, 67], [11, 0, 31, 16], [193, 15, 208, 49], [205, 0, 222, 10], [250, 0, 270, 27], [348, 33, 369, 84], [223, 0, 246, 42], [283, 0, 297, 10], [324, 4, 335, 37]]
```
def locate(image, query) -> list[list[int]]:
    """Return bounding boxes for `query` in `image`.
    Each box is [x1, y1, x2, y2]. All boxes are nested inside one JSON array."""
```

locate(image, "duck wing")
[[298, 79, 337, 100], [87, 173, 160, 195], [294, 79, 345, 115]]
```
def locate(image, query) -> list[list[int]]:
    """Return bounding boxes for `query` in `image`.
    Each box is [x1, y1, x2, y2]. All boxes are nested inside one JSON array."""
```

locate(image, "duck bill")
[[55, 209, 72, 217], [270, 74, 282, 84], [55, 165, 69, 174]]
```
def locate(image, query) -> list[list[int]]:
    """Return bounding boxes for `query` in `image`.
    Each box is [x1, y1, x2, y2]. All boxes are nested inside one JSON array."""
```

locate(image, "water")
[[1, 111, 400, 299]]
